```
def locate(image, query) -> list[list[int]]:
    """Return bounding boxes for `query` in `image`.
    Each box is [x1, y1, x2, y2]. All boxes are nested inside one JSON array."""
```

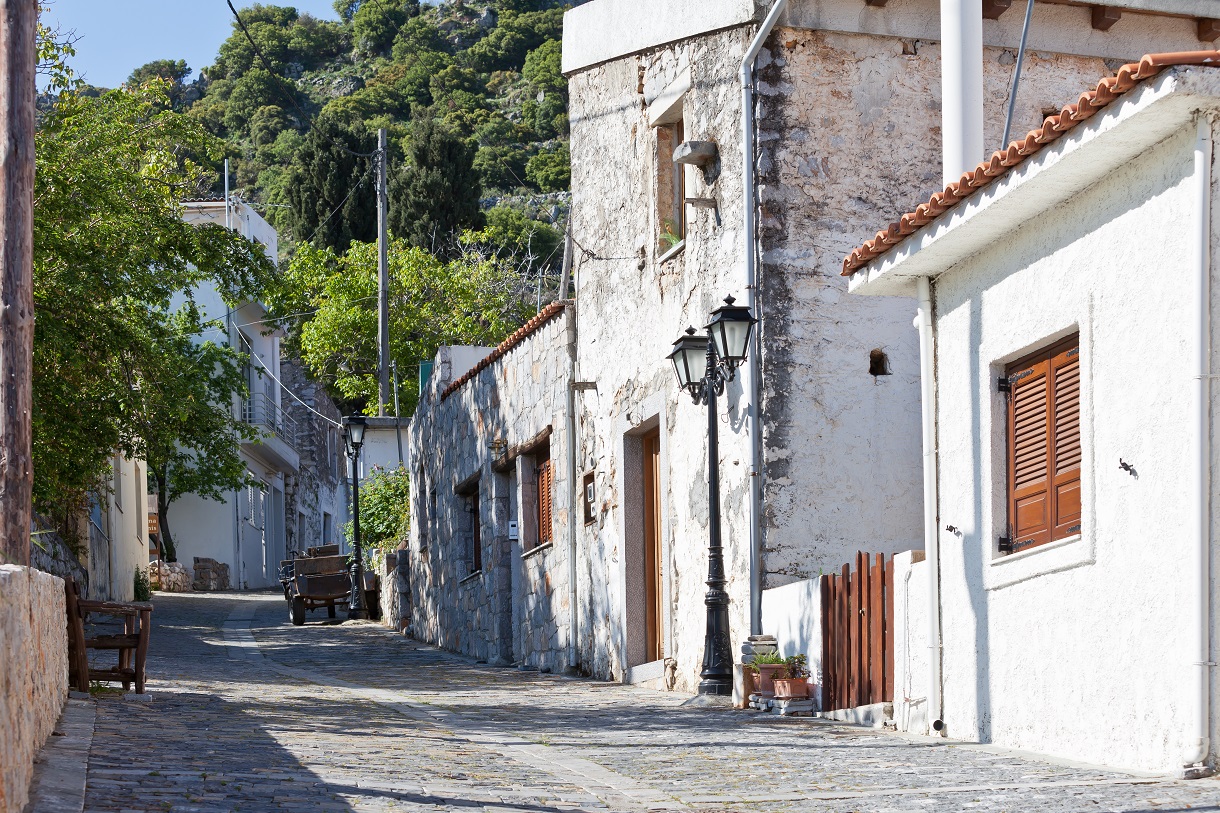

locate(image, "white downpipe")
[[916, 275, 944, 734], [566, 311, 580, 671], [940, 0, 984, 186], [1185, 115, 1213, 768], [741, 0, 788, 637]]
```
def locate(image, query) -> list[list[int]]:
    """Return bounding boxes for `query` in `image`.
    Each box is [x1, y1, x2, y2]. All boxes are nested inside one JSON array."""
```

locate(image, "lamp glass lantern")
[[668, 329, 709, 397], [706, 295, 756, 369], [343, 415, 368, 455]]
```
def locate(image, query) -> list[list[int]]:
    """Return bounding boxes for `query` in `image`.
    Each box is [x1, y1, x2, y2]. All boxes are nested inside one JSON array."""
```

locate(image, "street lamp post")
[[668, 295, 757, 696], [343, 415, 369, 621]]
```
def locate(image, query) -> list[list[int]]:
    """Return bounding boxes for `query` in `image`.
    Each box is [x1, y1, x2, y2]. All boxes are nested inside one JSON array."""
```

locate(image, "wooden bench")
[[64, 577, 152, 694]]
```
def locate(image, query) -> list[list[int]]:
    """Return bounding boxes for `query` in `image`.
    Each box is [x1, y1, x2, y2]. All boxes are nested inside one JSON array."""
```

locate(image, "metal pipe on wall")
[[740, 0, 788, 638], [940, 0, 984, 187], [1184, 114, 1213, 769], [916, 276, 943, 735]]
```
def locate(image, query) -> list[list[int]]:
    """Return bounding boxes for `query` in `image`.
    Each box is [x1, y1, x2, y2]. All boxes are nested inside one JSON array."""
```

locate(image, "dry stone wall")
[[407, 309, 575, 671], [0, 565, 68, 813]]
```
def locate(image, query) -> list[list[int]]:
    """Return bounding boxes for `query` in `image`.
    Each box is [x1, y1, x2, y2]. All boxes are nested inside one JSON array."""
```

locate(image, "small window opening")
[[582, 472, 596, 525], [869, 349, 891, 377]]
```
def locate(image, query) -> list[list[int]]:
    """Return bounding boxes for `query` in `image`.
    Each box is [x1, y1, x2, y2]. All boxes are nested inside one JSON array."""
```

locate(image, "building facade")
[[849, 57, 1220, 773], [407, 307, 576, 669]]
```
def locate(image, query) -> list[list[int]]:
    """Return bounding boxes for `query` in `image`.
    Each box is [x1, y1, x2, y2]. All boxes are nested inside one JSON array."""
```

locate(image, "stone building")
[[406, 304, 576, 669], [556, 0, 1214, 692]]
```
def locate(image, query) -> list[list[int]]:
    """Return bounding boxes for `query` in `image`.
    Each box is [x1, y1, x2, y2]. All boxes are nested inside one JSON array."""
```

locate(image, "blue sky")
[[42, 0, 342, 89]]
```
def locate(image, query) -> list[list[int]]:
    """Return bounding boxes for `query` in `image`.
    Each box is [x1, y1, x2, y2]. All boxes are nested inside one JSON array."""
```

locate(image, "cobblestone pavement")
[[78, 592, 1220, 813]]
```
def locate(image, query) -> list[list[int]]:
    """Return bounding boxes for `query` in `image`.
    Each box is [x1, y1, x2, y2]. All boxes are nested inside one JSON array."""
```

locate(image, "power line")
[[224, 0, 380, 161], [235, 330, 344, 428]]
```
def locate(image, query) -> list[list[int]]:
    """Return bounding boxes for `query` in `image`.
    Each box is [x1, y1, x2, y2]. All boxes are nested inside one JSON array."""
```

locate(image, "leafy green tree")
[[284, 115, 378, 251], [274, 236, 536, 415], [483, 205, 561, 273], [33, 74, 274, 538], [343, 465, 410, 552], [352, 0, 420, 56], [140, 311, 261, 563], [126, 59, 193, 108], [525, 140, 569, 191], [389, 116, 483, 252], [462, 9, 563, 74]]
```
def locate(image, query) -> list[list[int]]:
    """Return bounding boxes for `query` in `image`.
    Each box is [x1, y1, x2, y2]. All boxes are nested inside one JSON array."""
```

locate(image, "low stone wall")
[[0, 565, 68, 813], [151, 560, 192, 593], [192, 557, 230, 591]]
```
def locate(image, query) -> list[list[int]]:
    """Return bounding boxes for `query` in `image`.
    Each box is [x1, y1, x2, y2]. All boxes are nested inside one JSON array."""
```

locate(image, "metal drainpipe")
[[566, 303, 580, 672], [916, 276, 943, 735], [1185, 114, 1213, 769], [741, 0, 788, 638]]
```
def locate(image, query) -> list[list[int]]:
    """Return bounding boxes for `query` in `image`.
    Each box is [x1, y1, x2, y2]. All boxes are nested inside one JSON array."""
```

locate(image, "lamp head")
[[706, 295, 756, 369], [668, 327, 708, 398], [343, 415, 368, 453]]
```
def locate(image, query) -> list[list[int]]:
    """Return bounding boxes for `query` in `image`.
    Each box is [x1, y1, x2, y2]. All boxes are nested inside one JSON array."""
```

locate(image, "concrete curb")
[[22, 697, 95, 813]]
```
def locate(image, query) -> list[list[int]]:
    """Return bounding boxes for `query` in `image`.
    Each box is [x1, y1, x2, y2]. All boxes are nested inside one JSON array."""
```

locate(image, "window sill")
[[459, 569, 482, 585], [658, 240, 685, 264], [986, 532, 1092, 591], [522, 542, 553, 560]]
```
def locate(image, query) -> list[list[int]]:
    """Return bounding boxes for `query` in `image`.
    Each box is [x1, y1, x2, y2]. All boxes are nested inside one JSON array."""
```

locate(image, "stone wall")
[[407, 307, 575, 671], [0, 565, 68, 813], [280, 356, 346, 555]]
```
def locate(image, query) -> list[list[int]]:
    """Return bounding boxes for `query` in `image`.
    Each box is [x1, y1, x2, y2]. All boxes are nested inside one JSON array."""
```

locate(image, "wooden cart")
[[282, 548, 351, 626]]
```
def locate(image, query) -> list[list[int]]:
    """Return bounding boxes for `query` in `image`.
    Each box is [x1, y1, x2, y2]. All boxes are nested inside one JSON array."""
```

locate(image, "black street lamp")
[[668, 295, 756, 696], [343, 415, 369, 621]]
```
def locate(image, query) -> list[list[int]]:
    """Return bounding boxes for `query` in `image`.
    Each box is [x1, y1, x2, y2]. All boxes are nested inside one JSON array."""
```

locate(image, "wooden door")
[[642, 431, 663, 663]]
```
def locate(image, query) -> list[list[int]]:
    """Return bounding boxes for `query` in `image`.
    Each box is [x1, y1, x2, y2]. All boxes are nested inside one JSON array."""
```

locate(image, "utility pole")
[[0, 0, 35, 567], [377, 128, 390, 417]]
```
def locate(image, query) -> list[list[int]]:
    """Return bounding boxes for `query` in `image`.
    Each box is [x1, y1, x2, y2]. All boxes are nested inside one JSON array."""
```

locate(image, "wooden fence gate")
[[820, 551, 894, 712]]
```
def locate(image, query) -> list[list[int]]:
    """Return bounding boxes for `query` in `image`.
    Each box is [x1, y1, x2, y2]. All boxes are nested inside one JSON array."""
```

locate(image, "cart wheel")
[[327, 604, 336, 619], [291, 596, 306, 626]]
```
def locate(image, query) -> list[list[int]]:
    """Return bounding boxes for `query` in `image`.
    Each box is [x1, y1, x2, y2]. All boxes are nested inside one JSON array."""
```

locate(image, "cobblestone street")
[[61, 593, 1220, 813]]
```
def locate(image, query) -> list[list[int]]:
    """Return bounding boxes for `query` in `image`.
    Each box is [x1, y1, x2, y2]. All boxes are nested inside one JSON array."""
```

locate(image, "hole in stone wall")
[[869, 349, 891, 377]]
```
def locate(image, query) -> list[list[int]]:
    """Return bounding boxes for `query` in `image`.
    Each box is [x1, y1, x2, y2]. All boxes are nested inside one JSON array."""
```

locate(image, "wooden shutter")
[[1050, 343, 1082, 538], [471, 492, 482, 572], [537, 456, 553, 546], [1006, 335, 1080, 552]]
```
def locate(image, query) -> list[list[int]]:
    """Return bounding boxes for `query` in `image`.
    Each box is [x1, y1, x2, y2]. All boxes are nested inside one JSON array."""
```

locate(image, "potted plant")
[[748, 651, 786, 697], [773, 653, 810, 700]]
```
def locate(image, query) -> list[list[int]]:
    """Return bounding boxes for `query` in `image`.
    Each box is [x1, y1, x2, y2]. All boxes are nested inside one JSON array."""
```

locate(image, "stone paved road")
[[77, 592, 1220, 813]]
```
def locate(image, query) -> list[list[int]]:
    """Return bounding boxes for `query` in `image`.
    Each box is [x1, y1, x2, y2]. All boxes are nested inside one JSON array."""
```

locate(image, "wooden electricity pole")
[[376, 128, 390, 417], [0, 0, 36, 566]]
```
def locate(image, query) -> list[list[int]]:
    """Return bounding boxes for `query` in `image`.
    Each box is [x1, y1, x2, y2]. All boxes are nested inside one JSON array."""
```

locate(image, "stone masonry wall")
[[281, 356, 346, 555], [0, 565, 68, 813], [407, 308, 575, 671]]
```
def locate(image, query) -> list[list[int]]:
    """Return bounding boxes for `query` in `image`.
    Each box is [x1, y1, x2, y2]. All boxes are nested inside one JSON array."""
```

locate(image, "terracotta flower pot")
[[772, 676, 809, 700], [754, 664, 785, 697]]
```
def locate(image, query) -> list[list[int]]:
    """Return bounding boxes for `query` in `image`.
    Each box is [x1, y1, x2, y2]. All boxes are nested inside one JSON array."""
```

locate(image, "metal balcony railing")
[[242, 391, 298, 450]]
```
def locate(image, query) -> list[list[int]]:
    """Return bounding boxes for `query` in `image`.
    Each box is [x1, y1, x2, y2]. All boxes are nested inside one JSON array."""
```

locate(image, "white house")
[[168, 199, 347, 589], [846, 53, 1220, 774]]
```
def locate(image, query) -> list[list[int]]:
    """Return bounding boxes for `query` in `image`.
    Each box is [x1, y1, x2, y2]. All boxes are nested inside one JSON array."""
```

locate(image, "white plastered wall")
[[930, 123, 1210, 772]]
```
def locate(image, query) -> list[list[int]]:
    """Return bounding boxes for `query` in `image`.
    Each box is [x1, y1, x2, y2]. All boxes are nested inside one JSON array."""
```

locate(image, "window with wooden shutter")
[[536, 451, 553, 548], [470, 490, 482, 573], [1005, 335, 1081, 553]]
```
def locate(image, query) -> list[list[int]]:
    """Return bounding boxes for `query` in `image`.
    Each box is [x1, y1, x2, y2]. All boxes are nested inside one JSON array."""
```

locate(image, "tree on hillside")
[[284, 115, 378, 252], [351, 0, 421, 56], [33, 64, 274, 542], [389, 116, 483, 253], [274, 234, 536, 415], [126, 59, 193, 108]]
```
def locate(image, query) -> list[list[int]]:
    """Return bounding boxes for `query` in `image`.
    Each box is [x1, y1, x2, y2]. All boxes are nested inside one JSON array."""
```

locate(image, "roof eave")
[[850, 68, 1220, 298]]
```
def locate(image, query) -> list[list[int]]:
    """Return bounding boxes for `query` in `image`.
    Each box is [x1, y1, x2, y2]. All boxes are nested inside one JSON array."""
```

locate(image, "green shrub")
[[134, 566, 152, 602]]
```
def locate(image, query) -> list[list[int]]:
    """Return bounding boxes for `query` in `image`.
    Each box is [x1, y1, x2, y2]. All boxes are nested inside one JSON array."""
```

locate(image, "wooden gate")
[[820, 552, 894, 712]]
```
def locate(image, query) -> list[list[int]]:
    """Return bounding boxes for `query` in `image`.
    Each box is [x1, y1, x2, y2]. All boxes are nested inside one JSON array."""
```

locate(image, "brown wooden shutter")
[[1008, 356, 1051, 550], [1050, 342, 1082, 539], [1006, 335, 1081, 552], [537, 456, 553, 546]]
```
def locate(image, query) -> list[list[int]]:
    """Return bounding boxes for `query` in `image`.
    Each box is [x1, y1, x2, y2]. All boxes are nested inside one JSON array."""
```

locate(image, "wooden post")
[[0, 0, 35, 567]]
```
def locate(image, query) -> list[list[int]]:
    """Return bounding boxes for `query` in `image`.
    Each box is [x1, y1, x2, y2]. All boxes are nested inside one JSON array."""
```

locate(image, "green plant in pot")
[[773, 653, 811, 700], [749, 651, 786, 698]]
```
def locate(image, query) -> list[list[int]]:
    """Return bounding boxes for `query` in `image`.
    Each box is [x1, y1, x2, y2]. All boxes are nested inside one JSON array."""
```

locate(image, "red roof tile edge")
[[439, 301, 570, 401], [841, 51, 1220, 277]]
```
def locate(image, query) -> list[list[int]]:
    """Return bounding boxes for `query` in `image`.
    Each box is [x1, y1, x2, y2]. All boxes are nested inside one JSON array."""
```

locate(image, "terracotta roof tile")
[[842, 51, 1220, 277], [439, 301, 569, 401]]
